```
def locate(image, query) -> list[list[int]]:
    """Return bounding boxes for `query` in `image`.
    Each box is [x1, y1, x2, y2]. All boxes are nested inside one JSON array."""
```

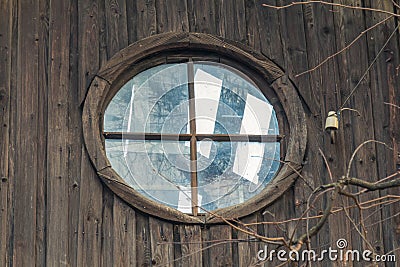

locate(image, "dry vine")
[[155, 2, 400, 266]]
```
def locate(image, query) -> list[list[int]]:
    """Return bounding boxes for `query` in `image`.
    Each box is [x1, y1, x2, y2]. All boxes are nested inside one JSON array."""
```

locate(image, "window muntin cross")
[[103, 60, 281, 215]]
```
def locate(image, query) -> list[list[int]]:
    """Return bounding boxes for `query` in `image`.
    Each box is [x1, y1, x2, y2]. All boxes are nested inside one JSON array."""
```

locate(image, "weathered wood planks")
[[0, 1, 399, 266], [0, 0, 12, 266], [12, 1, 40, 266]]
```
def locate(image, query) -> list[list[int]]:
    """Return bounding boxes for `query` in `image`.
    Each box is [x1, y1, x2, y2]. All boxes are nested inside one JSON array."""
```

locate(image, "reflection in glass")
[[104, 61, 281, 213], [197, 141, 280, 211]]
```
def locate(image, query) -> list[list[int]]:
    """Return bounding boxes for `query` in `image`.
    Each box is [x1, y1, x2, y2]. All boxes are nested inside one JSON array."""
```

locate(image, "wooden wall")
[[0, 0, 399, 266]]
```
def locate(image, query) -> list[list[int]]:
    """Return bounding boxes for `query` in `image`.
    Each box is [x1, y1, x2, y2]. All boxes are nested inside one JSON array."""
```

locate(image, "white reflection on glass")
[[177, 187, 203, 213], [104, 62, 281, 212], [233, 94, 273, 184]]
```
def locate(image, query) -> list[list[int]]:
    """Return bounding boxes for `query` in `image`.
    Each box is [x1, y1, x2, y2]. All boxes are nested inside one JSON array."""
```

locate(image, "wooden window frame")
[[82, 32, 307, 224]]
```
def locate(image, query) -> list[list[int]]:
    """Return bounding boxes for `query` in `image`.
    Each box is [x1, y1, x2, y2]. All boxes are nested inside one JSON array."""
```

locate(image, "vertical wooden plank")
[[12, 0, 40, 265], [244, 0, 261, 50], [136, 213, 152, 266], [217, 0, 246, 42], [187, 0, 217, 34], [45, 0, 72, 265], [67, 0, 83, 265], [136, 0, 157, 40], [98, 0, 108, 67], [155, 0, 189, 33], [36, 0, 49, 265], [77, 148, 103, 267], [303, 3, 345, 265], [263, 188, 300, 266], [101, 0, 130, 263], [201, 226, 210, 267], [277, 0, 312, 113], [179, 225, 202, 266], [78, 0, 100, 105], [99, 0, 115, 263], [126, 0, 138, 44], [0, 0, 12, 265], [113, 197, 136, 266], [207, 225, 232, 266], [237, 214, 264, 266], [333, 0, 382, 260], [104, 0, 128, 58], [76, 2, 105, 263], [101, 188, 114, 266], [363, 1, 400, 264], [149, 217, 174, 266], [4, 1, 18, 265], [257, 0, 284, 68]]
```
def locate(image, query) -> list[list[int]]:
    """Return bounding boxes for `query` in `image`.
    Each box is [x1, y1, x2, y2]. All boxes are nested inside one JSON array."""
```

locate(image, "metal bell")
[[325, 111, 338, 131]]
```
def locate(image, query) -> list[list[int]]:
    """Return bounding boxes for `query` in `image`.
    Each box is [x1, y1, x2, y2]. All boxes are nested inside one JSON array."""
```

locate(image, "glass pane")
[[104, 61, 282, 214], [104, 64, 189, 133], [106, 139, 197, 212], [193, 62, 279, 135], [196, 141, 280, 211]]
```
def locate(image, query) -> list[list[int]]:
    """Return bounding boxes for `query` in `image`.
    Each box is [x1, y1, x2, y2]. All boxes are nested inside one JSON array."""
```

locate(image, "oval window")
[[103, 61, 281, 215]]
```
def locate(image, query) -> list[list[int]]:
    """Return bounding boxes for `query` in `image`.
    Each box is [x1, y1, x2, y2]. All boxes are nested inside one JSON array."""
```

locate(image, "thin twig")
[[296, 15, 393, 77], [340, 23, 400, 109], [384, 101, 400, 109], [244, 194, 400, 226], [339, 107, 362, 117], [355, 171, 400, 195], [392, 0, 400, 10], [262, 1, 400, 18], [346, 140, 391, 178]]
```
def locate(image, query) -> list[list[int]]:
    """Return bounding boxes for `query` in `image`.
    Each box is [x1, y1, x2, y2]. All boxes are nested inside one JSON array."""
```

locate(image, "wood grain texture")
[[136, 0, 157, 40], [303, 2, 345, 263], [237, 214, 264, 267], [0, 0, 12, 266], [257, 0, 284, 68], [77, 147, 103, 266], [1, 1, 399, 266], [136, 213, 153, 266], [12, 1, 40, 265], [78, 0, 101, 105], [206, 225, 233, 266], [101, 187, 114, 267], [36, 0, 49, 265], [188, 0, 217, 34], [113, 197, 136, 266], [104, 0, 128, 59], [126, 0, 138, 44], [67, 1, 82, 266], [245, 0, 262, 50], [149, 217, 174, 266], [333, 1, 380, 262], [156, 0, 189, 33], [363, 1, 400, 264], [277, 0, 313, 114], [179, 225, 202, 266], [45, 0, 72, 265], [217, 0, 246, 43]]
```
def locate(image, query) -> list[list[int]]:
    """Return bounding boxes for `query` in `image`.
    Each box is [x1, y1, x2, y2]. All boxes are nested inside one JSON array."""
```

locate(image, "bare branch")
[[347, 140, 392, 178], [392, 0, 400, 10], [384, 101, 400, 109], [262, 1, 400, 18], [355, 171, 400, 195], [344, 176, 400, 191], [293, 185, 341, 250], [296, 15, 393, 77]]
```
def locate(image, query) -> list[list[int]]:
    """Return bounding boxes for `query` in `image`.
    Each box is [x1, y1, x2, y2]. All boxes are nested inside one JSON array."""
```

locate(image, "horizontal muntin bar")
[[104, 132, 283, 142]]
